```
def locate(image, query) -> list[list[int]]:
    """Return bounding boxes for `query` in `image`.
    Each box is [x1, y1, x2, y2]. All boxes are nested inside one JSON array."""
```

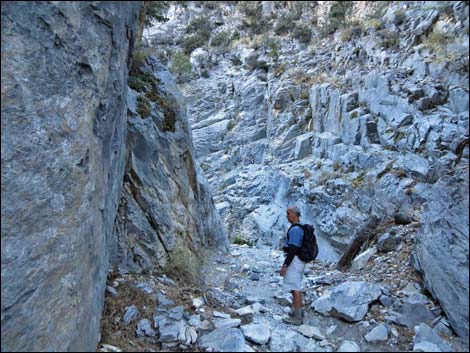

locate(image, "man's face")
[[286, 208, 297, 224]]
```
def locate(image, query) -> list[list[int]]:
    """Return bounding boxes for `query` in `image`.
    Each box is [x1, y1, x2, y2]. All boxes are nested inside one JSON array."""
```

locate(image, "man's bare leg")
[[291, 290, 303, 320]]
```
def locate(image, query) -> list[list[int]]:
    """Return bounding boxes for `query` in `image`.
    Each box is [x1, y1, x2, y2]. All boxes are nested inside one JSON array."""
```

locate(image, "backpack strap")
[[287, 223, 304, 243], [288, 223, 304, 233]]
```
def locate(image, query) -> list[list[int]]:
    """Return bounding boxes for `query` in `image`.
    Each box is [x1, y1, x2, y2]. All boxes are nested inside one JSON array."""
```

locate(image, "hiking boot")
[[282, 315, 303, 326]]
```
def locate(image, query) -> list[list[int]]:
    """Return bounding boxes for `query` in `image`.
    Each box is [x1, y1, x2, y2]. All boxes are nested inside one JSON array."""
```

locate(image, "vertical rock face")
[[1, 2, 141, 351], [414, 166, 469, 342], [115, 57, 228, 275]]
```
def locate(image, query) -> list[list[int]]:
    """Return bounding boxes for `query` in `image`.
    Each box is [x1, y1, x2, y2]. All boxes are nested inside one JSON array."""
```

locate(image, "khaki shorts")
[[283, 256, 306, 292]]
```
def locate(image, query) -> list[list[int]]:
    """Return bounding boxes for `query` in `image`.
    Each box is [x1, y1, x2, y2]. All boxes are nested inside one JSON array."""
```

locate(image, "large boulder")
[[312, 281, 382, 322]]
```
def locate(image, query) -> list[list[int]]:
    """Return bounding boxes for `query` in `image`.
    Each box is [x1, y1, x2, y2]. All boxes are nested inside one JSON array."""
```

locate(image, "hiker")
[[280, 205, 306, 325]]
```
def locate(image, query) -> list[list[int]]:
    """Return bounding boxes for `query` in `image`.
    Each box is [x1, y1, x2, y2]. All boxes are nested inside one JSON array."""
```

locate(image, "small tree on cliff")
[[136, 2, 169, 47]]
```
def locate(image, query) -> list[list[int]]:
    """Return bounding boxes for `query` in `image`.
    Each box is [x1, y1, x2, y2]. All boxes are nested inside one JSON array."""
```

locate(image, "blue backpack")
[[288, 223, 319, 262]]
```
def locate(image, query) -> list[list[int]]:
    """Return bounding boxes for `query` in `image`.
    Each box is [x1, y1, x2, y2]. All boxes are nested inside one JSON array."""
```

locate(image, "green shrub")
[[186, 16, 211, 34], [156, 95, 177, 132], [182, 32, 210, 54], [170, 51, 192, 76], [183, 16, 212, 54], [146, 90, 159, 103], [128, 76, 147, 92], [137, 95, 151, 118], [340, 21, 363, 41], [274, 15, 293, 35], [239, 1, 262, 18], [273, 63, 286, 77], [364, 18, 383, 31], [231, 31, 241, 42], [238, 1, 266, 34], [262, 35, 280, 59], [292, 24, 312, 44], [232, 236, 254, 247], [231, 54, 242, 66], [333, 161, 342, 172], [128, 66, 158, 93], [211, 31, 230, 47], [227, 120, 236, 131], [130, 49, 152, 74], [299, 88, 309, 100], [351, 171, 366, 188], [133, 49, 148, 65], [392, 9, 406, 25], [378, 29, 400, 49], [143, 1, 171, 26], [327, 1, 353, 29]]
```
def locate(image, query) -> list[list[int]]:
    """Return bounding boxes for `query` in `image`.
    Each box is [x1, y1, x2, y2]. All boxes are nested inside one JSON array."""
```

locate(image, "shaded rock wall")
[[414, 166, 469, 342], [114, 57, 228, 275], [1, 2, 140, 351]]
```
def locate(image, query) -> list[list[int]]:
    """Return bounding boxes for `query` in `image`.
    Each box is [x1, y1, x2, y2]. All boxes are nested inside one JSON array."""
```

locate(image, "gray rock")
[[274, 292, 292, 306], [312, 281, 382, 322], [413, 323, 454, 352], [213, 310, 231, 319], [350, 247, 376, 271], [414, 169, 469, 341], [181, 326, 198, 345], [159, 320, 187, 343], [364, 324, 389, 342], [168, 306, 185, 320], [297, 325, 325, 340], [0, 2, 140, 351], [449, 87, 469, 114], [188, 314, 202, 327], [377, 233, 402, 252], [134, 282, 154, 294], [337, 340, 361, 352], [269, 329, 298, 352], [379, 294, 394, 307], [234, 305, 255, 316], [413, 341, 442, 352], [386, 297, 434, 328], [394, 212, 412, 225], [157, 291, 175, 307], [198, 328, 246, 352], [326, 325, 337, 336], [294, 133, 314, 159], [106, 286, 118, 297], [136, 319, 156, 337], [123, 305, 139, 326], [213, 318, 242, 329], [241, 323, 271, 345]]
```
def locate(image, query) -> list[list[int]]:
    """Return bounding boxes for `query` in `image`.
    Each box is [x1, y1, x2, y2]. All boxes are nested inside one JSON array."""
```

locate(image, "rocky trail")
[[97, 222, 467, 352]]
